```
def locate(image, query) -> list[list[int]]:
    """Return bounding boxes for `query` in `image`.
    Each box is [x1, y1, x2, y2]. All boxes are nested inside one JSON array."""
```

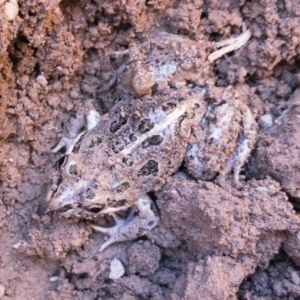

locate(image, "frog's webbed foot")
[[216, 105, 257, 197], [51, 109, 101, 154], [92, 195, 160, 252]]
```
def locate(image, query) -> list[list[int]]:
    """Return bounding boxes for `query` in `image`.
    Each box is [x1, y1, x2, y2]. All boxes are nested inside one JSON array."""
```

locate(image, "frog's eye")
[[64, 159, 79, 176], [85, 204, 105, 214], [68, 163, 78, 176]]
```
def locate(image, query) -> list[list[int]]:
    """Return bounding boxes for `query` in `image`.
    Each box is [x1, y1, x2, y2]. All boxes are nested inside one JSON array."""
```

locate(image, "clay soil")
[[2, 0, 300, 299]]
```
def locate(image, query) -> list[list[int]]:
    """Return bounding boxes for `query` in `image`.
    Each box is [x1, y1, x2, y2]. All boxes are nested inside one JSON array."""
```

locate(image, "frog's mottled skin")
[[48, 30, 256, 251], [48, 88, 205, 214]]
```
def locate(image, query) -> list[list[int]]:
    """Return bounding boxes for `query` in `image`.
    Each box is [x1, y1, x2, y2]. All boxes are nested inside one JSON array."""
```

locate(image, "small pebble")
[[258, 113, 273, 128], [49, 276, 58, 282], [109, 258, 125, 280], [4, 0, 19, 21]]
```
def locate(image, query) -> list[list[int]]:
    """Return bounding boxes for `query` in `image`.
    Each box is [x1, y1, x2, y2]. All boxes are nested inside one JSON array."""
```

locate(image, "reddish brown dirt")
[[1, 0, 300, 299]]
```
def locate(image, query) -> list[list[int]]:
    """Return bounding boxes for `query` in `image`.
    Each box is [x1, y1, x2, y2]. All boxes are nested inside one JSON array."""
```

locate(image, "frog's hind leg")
[[216, 105, 257, 197], [92, 195, 160, 252]]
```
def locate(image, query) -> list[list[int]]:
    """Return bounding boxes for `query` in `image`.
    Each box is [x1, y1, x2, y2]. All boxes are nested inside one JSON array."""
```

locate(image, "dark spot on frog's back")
[[162, 102, 176, 113], [138, 118, 155, 134], [129, 133, 137, 141], [110, 121, 121, 134], [107, 198, 127, 208], [175, 112, 188, 135], [89, 137, 102, 148], [122, 155, 134, 166], [116, 182, 130, 193], [84, 188, 95, 199], [142, 135, 163, 148], [110, 115, 128, 134], [138, 160, 158, 176], [112, 141, 125, 153]]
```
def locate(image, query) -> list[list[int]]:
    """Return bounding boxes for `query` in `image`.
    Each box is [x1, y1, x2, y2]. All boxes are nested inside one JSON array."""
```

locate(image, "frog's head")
[[47, 152, 132, 218]]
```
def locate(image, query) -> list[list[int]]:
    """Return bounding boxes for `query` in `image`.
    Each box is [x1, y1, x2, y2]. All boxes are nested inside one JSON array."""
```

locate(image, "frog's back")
[[79, 89, 206, 204]]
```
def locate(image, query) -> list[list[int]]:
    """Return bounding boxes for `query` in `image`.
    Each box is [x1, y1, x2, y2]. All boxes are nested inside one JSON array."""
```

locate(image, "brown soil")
[[1, 0, 300, 299]]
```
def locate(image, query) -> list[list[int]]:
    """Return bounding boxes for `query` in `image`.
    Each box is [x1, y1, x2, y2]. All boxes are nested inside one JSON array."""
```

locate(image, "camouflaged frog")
[[47, 29, 256, 251]]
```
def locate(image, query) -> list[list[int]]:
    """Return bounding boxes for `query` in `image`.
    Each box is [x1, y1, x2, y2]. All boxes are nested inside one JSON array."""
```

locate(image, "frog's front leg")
[[52, 109, 101, 154], [216, 104, 257, 196], [92, 195, 159, 252]]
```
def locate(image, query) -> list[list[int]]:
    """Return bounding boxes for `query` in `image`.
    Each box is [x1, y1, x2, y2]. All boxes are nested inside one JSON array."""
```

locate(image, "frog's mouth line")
[[48, 185, 129, 216], [53, 200, 130, 219]]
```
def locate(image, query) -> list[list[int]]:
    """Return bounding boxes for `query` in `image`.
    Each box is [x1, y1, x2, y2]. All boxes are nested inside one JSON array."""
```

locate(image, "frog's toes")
[[92, 195, 160, 252], [52, 109, 101, 154], [91, 214, 130, 252]]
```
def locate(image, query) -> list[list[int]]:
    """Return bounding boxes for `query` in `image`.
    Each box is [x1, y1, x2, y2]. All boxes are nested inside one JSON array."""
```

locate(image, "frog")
[[47, 28, 256, 252]]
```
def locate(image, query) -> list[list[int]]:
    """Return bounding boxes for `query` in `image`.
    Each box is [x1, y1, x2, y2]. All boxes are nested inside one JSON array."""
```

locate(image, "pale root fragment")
[[208, 28, 251, 63], [122, 104, 186, 156], [92, 195, 159, 252], [109, 258, 125, 280]]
